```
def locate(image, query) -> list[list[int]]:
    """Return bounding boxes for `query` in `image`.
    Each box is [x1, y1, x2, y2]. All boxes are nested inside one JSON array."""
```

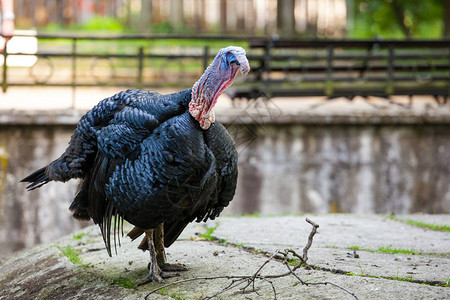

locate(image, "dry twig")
[[145, 218, 359, 300]]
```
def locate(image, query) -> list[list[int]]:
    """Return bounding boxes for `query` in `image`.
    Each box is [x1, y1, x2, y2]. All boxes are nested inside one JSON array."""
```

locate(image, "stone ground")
[[0, 214, 448, 299]]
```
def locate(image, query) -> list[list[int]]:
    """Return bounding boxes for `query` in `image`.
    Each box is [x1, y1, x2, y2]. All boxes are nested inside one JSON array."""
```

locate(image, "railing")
[[2, 34, 450, 103], [232, 38, 450, 102], [1, 34, 252, 91]]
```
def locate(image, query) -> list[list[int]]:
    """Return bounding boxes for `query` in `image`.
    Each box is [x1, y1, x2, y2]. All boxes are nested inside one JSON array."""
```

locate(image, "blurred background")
[[7, 0, 450, 38], [0, 0, 449, 259]]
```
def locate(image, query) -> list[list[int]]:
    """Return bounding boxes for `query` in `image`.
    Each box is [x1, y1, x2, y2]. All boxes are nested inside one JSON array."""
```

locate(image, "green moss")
[[348, 245, 360, 250], [387, 215, 450, 232], [346, 244, 442, 256], [56, 245, 92, 269], [72, 233, 85, 240], [57, 246, 83, 265], [287, 258, 306, 267], [158, 288, 187, 300], [346, 272, 413, 282], [376, 245, 418, 255], [108, 276, 138, 290]]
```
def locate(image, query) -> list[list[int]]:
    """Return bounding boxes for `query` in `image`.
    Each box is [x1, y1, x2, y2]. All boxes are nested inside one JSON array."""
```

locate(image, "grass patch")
[[346, 271, 413, 283], [108, 276, 138, 290], [346, 265, 413, 283], [158, 288, 187, 300], [443, 278, 449, 287], [376, 245, 419, 255], [72, 233, 85, 240], [387, 215, 450, 232], [348, 245, 360, 251], [347, 244, 429, 256], [57, 246, 83, 265], [199, 225, 218, 241], [56, 245, 92, 269]]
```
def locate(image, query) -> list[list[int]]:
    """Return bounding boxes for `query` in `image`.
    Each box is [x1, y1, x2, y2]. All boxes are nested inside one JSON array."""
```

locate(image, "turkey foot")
[[155, 224, 188, 278], [160, 263, 188, 279]]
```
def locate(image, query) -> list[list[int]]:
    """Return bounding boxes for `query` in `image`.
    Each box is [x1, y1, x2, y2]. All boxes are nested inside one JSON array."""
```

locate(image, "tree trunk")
[[444, 0, 450, 37], [195, 0, 206, 33], [139, 0, 152, 33], [391, 0, 411, 38], [277, 0, 296, 36], [220, 0, 227, 33], [170, 0, 183, 29]]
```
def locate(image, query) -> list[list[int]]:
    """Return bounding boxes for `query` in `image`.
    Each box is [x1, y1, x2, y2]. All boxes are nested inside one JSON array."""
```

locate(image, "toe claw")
[[160, 271, 179, 279], [161, 263, 188, 272], [138, 274, 165, 285]]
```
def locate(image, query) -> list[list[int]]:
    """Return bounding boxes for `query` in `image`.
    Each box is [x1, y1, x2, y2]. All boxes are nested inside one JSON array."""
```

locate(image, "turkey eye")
[[230, 59, 240, 66]]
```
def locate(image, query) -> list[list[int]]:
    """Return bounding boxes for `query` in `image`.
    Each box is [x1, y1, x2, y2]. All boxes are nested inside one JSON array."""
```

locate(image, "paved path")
[[1, 214, 448, 299]]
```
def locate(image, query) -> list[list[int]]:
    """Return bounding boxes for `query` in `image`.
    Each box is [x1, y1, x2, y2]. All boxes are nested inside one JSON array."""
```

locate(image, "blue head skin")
[[189, 46, 250, 129]]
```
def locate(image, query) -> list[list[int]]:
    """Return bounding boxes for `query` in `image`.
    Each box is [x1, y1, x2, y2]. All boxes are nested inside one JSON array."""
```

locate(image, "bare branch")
[[303, 218, 319, 263], [144, 218, 359, 300]]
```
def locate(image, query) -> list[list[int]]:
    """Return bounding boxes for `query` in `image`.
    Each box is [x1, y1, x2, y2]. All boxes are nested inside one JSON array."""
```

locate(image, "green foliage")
[[346, 265, 413, 283], [387, 215, 450, 232], [108, 276, 138, 289], [81, 16, 124, 32], [349, 0, 444, 38], [72, 233, 85, 240], [376, 245, 418, 255], [348, 245, 360, 250], [42, 15, 125, 33], [347, 244, 430, 256], [443, 278, 450, 287], [287, 258, 302, 266], [158, 288, 187, 300], [57, 246, 83, 265], [56, 245, 92, 269], [401, 219, 450, 232], [199, 225, 218, 241]]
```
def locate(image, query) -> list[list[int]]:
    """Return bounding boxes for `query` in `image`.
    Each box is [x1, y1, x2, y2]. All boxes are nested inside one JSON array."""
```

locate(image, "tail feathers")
[[127, 226, 145, 241], [69, 179, 91, 220], [21, 167, 51, 191]]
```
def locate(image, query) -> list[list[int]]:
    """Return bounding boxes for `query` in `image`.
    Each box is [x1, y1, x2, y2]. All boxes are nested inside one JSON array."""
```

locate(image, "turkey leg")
[[138, 228, 164, 285], [154, 223, 188, 275]]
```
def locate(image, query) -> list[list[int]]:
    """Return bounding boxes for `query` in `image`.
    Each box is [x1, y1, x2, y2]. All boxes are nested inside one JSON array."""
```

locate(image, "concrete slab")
[[210, 215, 450, 284], [1, 216, 449, 299]]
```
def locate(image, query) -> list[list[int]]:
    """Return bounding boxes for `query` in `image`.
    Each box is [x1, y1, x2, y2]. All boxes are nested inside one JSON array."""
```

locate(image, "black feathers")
[[21, 167, 50, 191], [22, 88, 238, 255]]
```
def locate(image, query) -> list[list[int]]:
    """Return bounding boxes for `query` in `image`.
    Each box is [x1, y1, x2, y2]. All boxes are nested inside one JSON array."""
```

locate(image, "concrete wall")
[[1, 110, 449, 258], [0, 124, 90, 260], [227, 124, 450, 215]]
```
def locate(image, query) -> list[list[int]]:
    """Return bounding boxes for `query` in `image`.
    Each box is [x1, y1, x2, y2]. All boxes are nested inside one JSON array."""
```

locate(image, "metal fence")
[[2, 34, 450, 103]]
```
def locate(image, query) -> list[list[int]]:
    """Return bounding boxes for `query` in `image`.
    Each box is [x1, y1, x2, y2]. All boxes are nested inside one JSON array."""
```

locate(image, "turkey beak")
[[235, 53, 250, 77]]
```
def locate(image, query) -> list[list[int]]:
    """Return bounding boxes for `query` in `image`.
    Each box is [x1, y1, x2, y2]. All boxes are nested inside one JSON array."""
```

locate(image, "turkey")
[[21, 46, 250, 284]]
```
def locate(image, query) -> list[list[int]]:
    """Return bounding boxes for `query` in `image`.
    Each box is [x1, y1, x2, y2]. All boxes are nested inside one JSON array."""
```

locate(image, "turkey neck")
[[189, 61, 221, 130]]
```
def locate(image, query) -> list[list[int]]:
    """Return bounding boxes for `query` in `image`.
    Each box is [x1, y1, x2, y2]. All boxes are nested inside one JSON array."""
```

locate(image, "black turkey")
[[22, 46, 250, 284]]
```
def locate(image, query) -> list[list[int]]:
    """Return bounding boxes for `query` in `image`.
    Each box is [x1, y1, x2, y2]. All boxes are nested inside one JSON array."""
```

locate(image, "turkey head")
[[189, 46, 250, 129]]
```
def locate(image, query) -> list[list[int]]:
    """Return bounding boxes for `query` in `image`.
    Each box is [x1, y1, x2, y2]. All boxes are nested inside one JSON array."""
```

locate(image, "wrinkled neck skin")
[[189, 46, 249, 130]]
